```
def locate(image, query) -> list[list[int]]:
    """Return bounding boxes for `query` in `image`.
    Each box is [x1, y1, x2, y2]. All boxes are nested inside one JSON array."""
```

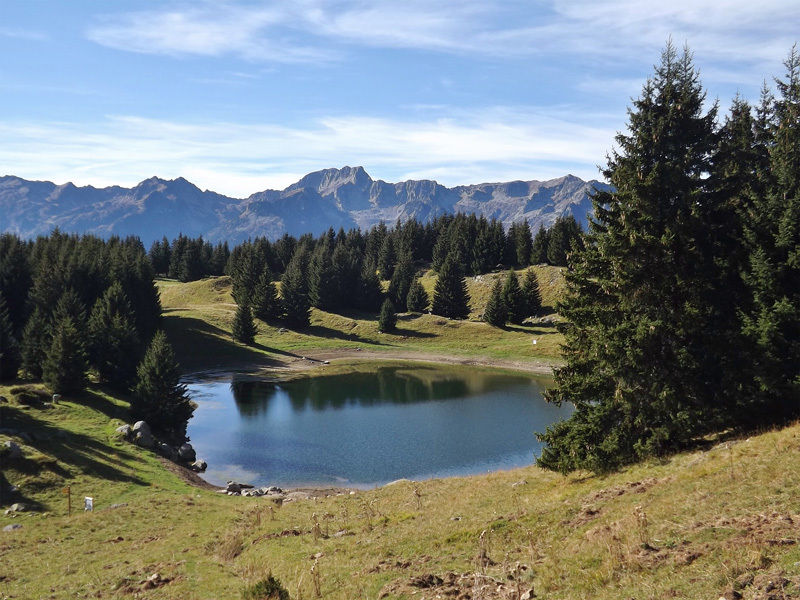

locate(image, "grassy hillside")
[[158, 266, 567, 374], [2, 273, 800, 599], [3, 383, 800, 599]]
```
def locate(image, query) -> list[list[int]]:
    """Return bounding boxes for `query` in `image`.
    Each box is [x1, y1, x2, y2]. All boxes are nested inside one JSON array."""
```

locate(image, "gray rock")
[[226, 481, 242, 494], [3, 524, 22, 532], [177, 443, 196, 462], [132, 421, 151, 435], [134, 430, 155, 448], [158, 443, 178, 461], [191, 459, 207, 472], [116, 424, 132, 437], [4, 503, 29, 514], [3, 441, 23, 459]]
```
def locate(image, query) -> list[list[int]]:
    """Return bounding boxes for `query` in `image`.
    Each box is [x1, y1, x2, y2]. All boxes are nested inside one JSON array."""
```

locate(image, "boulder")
[[133, 429, 155, 448], [3, 524, 22, 532], [226, 481, 242, 494], [3, 441, 23, 459], [191, 459, 207, 472], [158, 443, 178, 461], [116, 424, 132, 438], [132, 421, 151, 436], [177, 443, 196, 462]]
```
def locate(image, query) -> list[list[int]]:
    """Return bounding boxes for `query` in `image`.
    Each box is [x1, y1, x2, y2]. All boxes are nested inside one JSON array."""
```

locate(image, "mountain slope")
[[0, 167, 610, 245]]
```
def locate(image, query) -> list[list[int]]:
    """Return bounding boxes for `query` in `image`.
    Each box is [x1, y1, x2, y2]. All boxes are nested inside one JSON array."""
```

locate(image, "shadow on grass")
[[391, 327, 437, 339], [1, 403, 149, 507], [162, 313, 287, 372], [303, 323, 389, 347]]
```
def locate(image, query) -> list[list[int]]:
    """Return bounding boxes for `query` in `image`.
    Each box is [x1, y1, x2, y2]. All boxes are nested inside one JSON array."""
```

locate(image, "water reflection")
[[230, 366, 533, 414], [187, 365, 569, 488]]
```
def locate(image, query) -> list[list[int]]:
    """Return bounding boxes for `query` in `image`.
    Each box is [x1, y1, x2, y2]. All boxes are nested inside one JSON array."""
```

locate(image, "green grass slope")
[[159, 267, 566, 374]]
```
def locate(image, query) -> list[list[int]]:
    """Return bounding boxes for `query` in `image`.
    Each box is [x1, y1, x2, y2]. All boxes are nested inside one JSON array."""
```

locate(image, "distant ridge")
[[0, 167, 611, 245]]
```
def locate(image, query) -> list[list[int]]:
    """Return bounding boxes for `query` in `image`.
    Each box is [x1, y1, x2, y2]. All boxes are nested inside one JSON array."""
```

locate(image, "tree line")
[[537, 43, 800, 474], [147, 213, 578, 340], [0, 230, 192, 440]]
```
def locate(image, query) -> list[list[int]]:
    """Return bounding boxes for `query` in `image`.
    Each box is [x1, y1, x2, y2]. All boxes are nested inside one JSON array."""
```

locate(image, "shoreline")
[[179, 349, 557, 495], [183, 347, 558, 383]]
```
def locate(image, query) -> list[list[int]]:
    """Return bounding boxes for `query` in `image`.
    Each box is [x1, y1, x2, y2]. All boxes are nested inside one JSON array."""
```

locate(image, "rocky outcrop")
[[115, 421, 208, 474]]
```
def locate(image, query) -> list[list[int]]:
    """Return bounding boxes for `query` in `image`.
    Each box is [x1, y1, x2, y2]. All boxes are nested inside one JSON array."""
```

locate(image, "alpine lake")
[[185, 362, 571, 489]]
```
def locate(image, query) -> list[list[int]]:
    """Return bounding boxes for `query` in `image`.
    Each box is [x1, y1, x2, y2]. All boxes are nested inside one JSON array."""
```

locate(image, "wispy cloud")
[[84, 0, 799, 76], [0, 27, 47, 41], [0, 108, 615, 197]]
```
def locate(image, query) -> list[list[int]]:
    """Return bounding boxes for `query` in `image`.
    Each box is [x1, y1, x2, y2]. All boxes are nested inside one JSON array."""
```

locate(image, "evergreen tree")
[[431, 254, 470, 319], [377, 234, 396, 280], [308, 237, 337, 311], [515, 220, 533, 267], [531, 224, 550, 264], [483, 278, 507, 327], [280, 246, 311, 329], [252, 267, 280, 321], [406, 278, 430, 313], [501, 270, 526, 325], [388, 252, 414, 308], [131, 330, 193, 437], [741, 47, 800, 412], [0, 292, 21, 382], [87, 282, 140, 389], [232, 303, 257, 345], [547, 215, 583, 267], [20, 308, 49, 379], [0, 233, 32, 338], [538, 43, 738, 474], [378, 298, 397, 333], [230, 242, 263, 308], [148, 237, 171, 276], [521, 268, 543, 319], [43, 314, 88, 396], [168, 234, 188, 279], [358, 259, 384, 312]]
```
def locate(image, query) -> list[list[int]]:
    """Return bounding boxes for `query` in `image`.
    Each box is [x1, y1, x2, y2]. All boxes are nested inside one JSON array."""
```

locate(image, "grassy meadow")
[[2, 268, 800, 599]]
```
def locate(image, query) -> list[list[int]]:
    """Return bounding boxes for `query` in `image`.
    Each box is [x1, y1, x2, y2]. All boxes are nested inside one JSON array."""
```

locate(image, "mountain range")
[[0, 166, 610, 246]]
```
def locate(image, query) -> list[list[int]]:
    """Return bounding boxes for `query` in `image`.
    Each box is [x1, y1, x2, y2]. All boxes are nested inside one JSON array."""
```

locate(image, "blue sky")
[[1, 1, 797, 198]]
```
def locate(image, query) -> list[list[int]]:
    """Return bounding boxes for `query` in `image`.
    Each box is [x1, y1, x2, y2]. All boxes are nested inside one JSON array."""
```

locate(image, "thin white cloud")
[[84, 0, 799, 75], [0, 108, 615, 197], [0, 27, 47, 41]]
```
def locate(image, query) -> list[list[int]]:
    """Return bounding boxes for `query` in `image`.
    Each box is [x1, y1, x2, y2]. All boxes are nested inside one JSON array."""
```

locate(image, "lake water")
[[185, 364, 570, 489]]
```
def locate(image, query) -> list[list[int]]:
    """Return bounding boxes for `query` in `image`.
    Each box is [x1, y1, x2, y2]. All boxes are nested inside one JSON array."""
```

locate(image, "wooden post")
[[63, 486, 71, 516]]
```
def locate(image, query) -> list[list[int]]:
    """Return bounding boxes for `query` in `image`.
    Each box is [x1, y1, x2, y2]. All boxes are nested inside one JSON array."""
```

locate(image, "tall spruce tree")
[[431, 254, 470, 319], [87, 282, 141, 389], [0, 292, 21, 382], [280, 246, 311, 329], [252, 267, 280, 321], [406, 278, 430, 313], [521, 268, 543, 319], [43, 315, 88, 396], [538, 43, 743, 474], [501, 270, 526, 325], [131, 330, 193, 438], [232, 303, 257, 345], [742, 47, 800, 413], [483, 278, 507, 327], [377, 298, 397, 333], [531, 224, 549, 264]]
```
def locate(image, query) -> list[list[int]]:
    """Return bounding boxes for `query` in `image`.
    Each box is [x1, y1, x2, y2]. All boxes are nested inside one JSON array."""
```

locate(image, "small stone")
[[3, 524, 22, 532], [3, 441, 23, 459], [5, 503, 28, 514], [191, 459, 207, 472], [116, 424, 132, 437]]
